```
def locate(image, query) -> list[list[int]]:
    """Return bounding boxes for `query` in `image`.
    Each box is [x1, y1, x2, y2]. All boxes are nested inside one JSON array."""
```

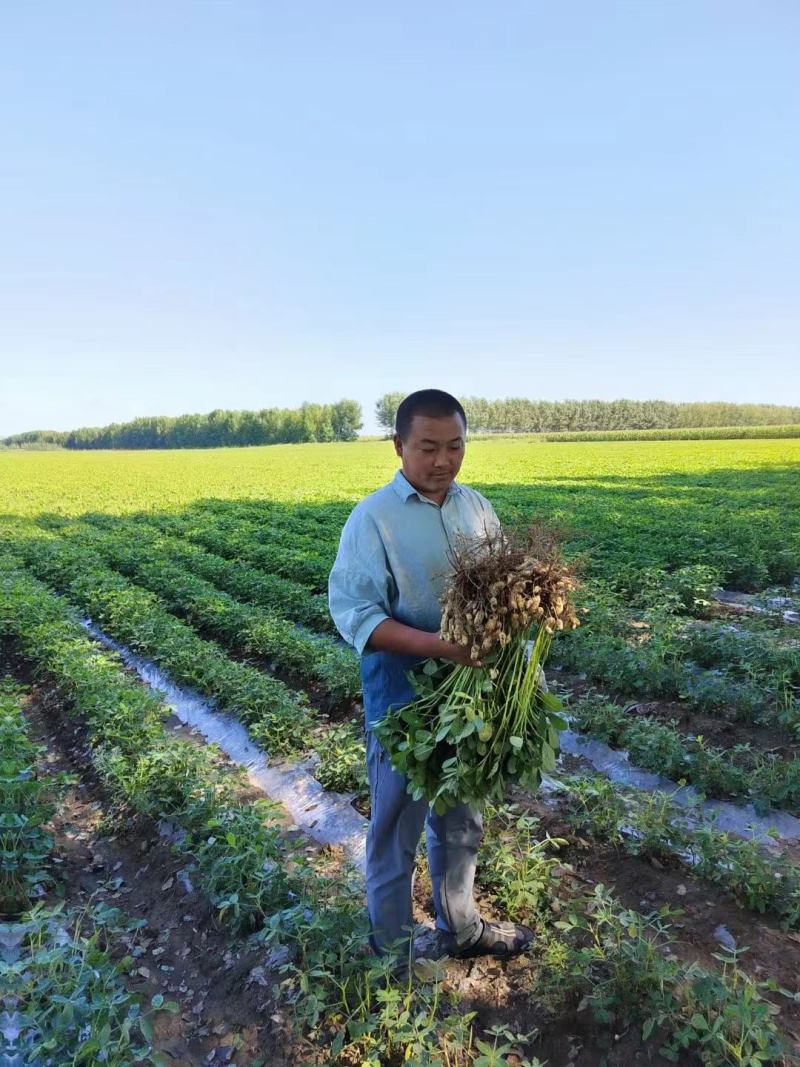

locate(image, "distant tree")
[[375, 392, 406, 435], [462, 396, 490, 432], [331, 399, 363, 441]]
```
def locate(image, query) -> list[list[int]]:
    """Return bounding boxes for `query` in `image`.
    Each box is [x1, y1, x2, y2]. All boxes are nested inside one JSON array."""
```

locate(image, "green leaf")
[[541, 744, 557, 771], [541, 692, 564, 712], [509, 735, 523, 749]]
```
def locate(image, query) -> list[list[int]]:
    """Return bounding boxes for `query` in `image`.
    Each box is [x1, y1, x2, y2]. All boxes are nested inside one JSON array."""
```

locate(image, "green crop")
[[4, 902, 175, 1064], [0, 681, 69, 916], [313, 721, 368, 796]]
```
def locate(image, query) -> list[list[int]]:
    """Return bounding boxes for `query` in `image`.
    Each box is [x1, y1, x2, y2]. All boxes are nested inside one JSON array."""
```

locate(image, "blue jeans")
[[361, 651, 483, 954]]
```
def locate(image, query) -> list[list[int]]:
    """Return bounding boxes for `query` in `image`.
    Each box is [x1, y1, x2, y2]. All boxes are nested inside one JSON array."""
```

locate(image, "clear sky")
[[1, 1, 798, 437]]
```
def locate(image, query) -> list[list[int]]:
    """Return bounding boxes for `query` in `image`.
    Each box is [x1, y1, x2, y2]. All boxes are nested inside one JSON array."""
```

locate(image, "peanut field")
[[2, 436, 799, 1066]]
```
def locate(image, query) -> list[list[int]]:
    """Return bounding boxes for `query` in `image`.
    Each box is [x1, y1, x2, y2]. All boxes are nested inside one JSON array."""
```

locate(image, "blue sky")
[[1, 1, 798, 436]]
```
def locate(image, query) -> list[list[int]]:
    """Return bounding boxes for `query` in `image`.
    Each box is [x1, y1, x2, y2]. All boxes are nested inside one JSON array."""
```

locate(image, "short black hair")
[[395, 390, 467, 441]]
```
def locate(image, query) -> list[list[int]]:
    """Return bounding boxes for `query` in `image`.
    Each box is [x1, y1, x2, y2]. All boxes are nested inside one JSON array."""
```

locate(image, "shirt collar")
[[391, 468, 462, 504]]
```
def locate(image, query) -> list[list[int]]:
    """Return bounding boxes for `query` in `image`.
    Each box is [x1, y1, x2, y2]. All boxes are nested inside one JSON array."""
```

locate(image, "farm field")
[[2, 436, 800, 1066]]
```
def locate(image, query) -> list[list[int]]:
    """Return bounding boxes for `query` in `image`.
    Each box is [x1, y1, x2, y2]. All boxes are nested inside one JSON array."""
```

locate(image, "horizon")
[[2, 2, 798, 436]]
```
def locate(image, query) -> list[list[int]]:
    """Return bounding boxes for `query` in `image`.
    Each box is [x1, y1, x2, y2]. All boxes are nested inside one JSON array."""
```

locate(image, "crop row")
[[54, 498, 800, 731], [175, 496, 350, 540], [611, 568, 800, 686], [181, 497, 796, 612], [553, 607, 798, 732], [678, 620, 800, 686], [0, 559, 488, 1060], [0, 680, 63, 916], [556, 771, 800, 929], [569, 692, 800, 814], [453, 800, 796, 1063], [72, 512, 334, 631], [0, 562, 302, 928], [31, 506, 798, 752], [38, 519, 361, 705], [0, 678, 168, 1063], [1, 533, 313, 756], [145, 509, 333, 588], [4, 438, 796, 597]]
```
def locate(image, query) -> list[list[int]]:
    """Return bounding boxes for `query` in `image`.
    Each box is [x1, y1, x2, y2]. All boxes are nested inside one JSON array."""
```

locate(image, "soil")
[[410, 865, 682, 1066], [628, 698, 797, 757], [550, 668, 800, 761], [509, 792, 800, 1042]]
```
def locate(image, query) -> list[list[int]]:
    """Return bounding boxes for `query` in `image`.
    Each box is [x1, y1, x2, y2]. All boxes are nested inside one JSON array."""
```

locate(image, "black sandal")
[[454, 920, 535, 959]]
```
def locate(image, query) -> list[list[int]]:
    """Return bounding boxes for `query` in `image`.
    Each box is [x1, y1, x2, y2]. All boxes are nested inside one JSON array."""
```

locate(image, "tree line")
[[0, 429, 69, 449], [5, 395, 799, 450], [376, 394, 800, 434], [2, 401, 362, 450]]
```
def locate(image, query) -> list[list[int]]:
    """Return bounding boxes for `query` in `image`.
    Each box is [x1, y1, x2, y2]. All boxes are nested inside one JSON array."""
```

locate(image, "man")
[[328, 389, 535, 961]]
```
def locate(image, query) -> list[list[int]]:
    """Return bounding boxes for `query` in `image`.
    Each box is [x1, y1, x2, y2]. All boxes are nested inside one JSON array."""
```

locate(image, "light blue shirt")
[[328, 468, 501, 657]]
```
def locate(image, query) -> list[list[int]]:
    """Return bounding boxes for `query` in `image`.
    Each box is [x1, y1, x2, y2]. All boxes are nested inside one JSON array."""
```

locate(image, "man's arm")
[[367, 618, 480, 667], [328, 510, 393, 655]]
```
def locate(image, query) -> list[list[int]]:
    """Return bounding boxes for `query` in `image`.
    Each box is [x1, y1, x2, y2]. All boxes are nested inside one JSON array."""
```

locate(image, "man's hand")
[[434, 637, 482, 668]]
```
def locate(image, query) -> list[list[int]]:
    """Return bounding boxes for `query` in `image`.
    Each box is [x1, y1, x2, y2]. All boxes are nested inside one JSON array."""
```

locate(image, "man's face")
[[394, 412, 466, 500]]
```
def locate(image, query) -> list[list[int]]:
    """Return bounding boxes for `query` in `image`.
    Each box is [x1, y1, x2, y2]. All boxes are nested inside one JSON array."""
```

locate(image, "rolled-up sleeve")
[[328, 509, 395, 655]]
